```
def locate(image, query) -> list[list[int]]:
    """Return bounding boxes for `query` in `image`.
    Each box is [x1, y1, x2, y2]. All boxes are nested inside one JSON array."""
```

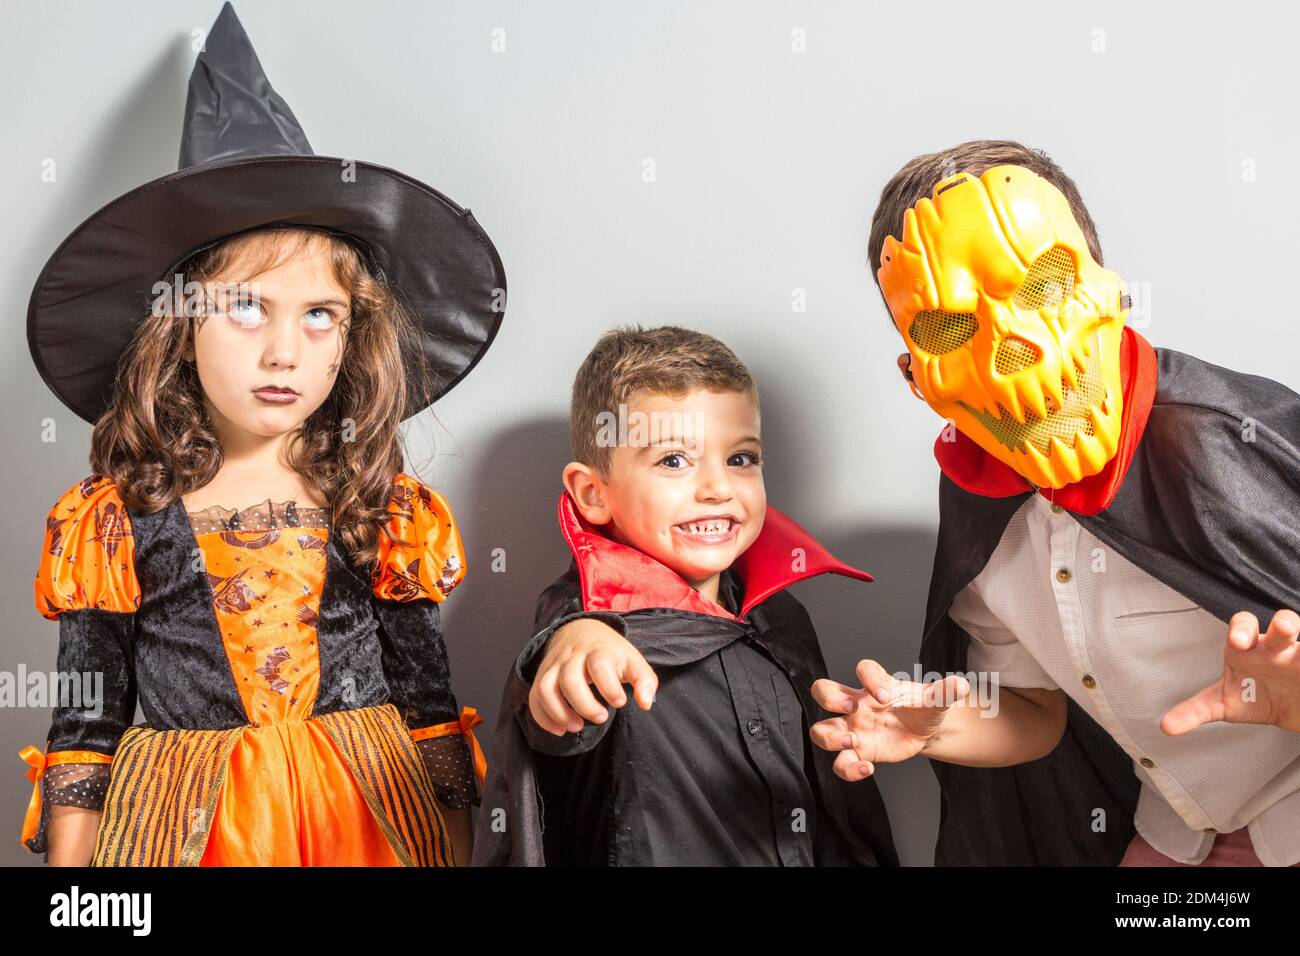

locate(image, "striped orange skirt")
[[91, 703, 453, 867]]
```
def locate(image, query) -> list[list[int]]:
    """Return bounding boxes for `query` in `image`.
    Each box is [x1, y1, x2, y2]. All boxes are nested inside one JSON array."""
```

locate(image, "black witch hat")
[[28, 2, 506, 424]]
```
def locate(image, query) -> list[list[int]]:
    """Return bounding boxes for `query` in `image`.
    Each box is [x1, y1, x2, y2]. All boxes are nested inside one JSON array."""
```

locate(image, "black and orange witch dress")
[[19, 471, 486, 866]]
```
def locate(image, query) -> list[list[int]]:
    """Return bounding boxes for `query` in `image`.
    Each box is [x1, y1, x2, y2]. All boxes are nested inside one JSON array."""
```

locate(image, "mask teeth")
[[1022, 436, 1052, 473], [993, 378, 1027, 425], [1042, 375, 1066, 415], [1018, 377, 1050, 421], [1085, 403, 1108, 436], [1074, 427, 1108, 474], [1047, 435, 1083, 484], [1061, 352, 1082, 392]]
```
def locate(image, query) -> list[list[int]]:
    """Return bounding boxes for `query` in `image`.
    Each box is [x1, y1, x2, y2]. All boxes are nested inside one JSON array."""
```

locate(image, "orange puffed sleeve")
[[371, 473, 467, 602], [34, 474, 140, 620]]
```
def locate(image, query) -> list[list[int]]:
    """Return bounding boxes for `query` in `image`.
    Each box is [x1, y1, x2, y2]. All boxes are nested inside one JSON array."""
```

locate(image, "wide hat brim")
[[28, 153, 506, 424]]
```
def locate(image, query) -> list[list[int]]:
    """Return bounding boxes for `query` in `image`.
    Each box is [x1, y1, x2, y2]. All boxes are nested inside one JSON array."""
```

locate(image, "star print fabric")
[[22, 475, 477, 863]]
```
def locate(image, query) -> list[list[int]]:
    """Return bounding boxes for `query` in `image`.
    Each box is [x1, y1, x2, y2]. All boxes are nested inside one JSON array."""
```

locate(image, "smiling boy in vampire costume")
[[472, 326, 897, 866]]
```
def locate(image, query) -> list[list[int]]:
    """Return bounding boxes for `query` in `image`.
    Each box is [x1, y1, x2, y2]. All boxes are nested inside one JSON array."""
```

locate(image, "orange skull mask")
[[878, 164, 1130, 489]]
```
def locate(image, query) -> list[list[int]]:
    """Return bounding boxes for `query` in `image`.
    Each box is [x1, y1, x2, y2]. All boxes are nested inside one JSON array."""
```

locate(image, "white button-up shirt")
[[948, 492, 1300, 866]]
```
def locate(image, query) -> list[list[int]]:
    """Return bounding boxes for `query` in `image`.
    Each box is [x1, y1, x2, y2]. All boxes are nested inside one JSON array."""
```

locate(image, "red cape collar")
[[933, 326, 1158, 516], [556, 492, 872, 621]]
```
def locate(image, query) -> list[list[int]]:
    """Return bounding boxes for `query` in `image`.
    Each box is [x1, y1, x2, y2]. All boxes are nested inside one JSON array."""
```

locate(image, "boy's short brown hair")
[[867, 140, 1104, 326], [571, 325, 758, 476]]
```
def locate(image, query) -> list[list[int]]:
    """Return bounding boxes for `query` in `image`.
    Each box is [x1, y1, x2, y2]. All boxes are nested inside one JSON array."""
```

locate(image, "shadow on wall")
[[782, 524, 942, 868], [438, 415, 578, 788], [442, 414, 946, 867]]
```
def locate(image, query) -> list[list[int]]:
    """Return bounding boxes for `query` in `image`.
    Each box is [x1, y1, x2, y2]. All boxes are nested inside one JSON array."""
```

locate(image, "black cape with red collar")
[[471, 494, 899, 866], [922, 326, 1300, 865]]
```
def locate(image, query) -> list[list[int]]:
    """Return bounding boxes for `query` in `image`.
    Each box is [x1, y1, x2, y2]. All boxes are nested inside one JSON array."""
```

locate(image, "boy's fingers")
[[528, 679, 574, 736], [527, 689, 563, 735], [1263, 609, 1300, 651], [1228, 611, 1261, 651], [621, 651, 659, 709], [558, 659, 608, 726], [586, 655, 626, 711], [859, 660, 930, 709], [537, 668, 585, 733], [920, 674, 970, 711], [832, 747, 875, 782], [1160, 681, 1223, 736], [631, 676, 657, 710], [811, 678, 860, 713], [856, 659, 898, 706], [808, 717, 852, 752]]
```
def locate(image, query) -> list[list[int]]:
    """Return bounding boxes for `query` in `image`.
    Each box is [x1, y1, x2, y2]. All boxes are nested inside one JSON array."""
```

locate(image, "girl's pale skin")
[[48, 234, 473, 865]]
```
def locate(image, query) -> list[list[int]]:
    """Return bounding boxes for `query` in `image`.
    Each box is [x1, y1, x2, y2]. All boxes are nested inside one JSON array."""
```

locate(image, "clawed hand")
[[1162, 609, 1300, 735]]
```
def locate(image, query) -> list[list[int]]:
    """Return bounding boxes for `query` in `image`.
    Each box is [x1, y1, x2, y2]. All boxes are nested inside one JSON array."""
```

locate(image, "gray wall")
[[2, 0, 1296, 866]]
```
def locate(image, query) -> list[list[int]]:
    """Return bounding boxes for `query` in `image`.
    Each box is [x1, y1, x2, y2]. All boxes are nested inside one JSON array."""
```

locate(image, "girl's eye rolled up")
[[303, 307, 337, 331], [225, 302, 340, 331], [228, 299, 263, 328]]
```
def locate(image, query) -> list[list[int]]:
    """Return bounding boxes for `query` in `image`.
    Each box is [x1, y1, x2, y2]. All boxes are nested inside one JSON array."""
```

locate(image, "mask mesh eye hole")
[[907, 310, 978, 355], [995, 335, 1041, 375], [1014, 246, 1076, 311]]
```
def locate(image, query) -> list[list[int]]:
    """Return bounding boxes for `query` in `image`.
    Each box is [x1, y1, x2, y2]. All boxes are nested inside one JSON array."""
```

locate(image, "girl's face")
[[187, 234, 349, 442]]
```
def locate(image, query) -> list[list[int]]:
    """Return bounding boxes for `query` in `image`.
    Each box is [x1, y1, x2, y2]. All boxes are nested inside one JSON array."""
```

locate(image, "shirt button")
[[747, 719, 762, 735], [1081, 675, 1097, 689], [1140, 757, 1155, 769], [1050, 503, 1064, 514], [1055, 568, 1072, 583]]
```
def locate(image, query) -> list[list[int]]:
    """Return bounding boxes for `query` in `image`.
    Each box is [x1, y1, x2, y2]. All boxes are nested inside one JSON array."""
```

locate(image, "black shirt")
[[524, 569, 819, 866]]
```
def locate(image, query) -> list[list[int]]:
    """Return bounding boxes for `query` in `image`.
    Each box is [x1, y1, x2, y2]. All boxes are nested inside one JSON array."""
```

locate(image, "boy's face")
[[185, 233, 349, 449], [576, 387, 766, 600]]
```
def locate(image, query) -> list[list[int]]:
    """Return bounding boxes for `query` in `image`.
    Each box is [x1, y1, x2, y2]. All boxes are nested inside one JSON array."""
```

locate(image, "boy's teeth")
[[683, 519, 731, 534]]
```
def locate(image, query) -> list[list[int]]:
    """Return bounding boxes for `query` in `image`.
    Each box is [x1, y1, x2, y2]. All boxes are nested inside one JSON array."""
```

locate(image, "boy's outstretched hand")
[[529, 618, 659, 736], [810, 659, 970, 781], [1162, 609, 1300, 735]]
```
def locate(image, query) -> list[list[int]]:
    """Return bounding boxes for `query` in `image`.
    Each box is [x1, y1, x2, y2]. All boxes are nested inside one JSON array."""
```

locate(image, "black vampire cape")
[[472, 493, 899, 866], [921, 327, 1300, 865]]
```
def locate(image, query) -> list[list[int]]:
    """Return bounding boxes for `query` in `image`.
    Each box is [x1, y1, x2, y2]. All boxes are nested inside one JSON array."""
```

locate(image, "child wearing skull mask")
[[810, 139, 1300, 867]]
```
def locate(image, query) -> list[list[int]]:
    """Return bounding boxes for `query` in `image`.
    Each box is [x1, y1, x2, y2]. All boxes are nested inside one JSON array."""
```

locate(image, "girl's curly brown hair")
[[89, 225, 437, 574]]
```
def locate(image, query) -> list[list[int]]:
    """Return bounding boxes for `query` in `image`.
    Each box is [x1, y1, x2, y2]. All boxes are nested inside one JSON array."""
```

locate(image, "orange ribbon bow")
[[18, 745, 112, 848], [411, 706, 487, 790]]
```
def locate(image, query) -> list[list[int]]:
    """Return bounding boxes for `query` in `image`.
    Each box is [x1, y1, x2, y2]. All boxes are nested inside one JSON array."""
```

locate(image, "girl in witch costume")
[[19, 3, 503, 866]]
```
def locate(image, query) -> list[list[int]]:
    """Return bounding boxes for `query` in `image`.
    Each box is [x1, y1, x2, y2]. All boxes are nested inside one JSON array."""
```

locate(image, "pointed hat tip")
[[207, 2, 248, 46], [195, 2, 260, 77], [179, 0, 312, 168]]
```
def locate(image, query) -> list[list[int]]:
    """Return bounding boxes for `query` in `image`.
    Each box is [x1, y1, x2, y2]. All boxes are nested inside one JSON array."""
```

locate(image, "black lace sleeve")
[[414, 734, 478, 810], [24, 762, 112, 855]]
